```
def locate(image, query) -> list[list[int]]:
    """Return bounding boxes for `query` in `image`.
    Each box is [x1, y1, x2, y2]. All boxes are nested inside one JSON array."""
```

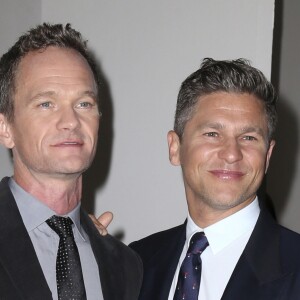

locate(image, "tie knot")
[[46, 215, 74, 238], [188, 232, 209, 255]]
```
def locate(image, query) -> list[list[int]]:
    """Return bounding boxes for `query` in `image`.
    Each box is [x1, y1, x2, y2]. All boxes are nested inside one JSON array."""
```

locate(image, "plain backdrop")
[[0, 0, 277, 244]]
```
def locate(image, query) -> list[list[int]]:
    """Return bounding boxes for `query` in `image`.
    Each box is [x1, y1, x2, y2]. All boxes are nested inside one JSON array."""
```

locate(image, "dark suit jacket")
[[130, 207, 300, 300], [0, 177, 143, 300]]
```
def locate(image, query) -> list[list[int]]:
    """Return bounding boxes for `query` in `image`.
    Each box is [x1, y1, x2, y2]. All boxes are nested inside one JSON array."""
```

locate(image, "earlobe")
[[0, 114, 15, 149], [167, 130, 181, 166]]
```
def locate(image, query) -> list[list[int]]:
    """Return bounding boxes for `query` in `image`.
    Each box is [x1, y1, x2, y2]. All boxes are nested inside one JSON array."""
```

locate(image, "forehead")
[[194, 92, 266, 118], [183, 91, 269, 137], [14, 46, 97, 93]]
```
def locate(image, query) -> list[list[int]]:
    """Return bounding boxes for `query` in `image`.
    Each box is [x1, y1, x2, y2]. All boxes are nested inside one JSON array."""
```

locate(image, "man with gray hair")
[[0, 23, 142, 300]]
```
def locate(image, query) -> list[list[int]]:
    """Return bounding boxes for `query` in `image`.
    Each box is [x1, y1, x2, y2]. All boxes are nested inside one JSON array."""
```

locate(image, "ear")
[[265, 139, 275, 173], [167, 130, 181, 166], [0, 114, 15, 149]]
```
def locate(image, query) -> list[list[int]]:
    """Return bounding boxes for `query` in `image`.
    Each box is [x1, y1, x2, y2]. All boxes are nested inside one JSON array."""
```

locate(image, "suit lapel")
[[0, 177, 52, 300], [221, 209, 289, 299], [81, 210, 125, 300]]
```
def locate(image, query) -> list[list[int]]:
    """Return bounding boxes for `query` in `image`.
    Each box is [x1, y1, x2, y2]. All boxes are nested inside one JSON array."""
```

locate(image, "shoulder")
[[80, 209, 142, 268], [261, 212, 300, 269], [279, 225, 300, 254], [82, 211, 140, 259], [103, 233, 143, 265], [80, 211, 143, 299], [259, 207, 300, 253], [129, 223, 185, 260], [277, 226, 300, 295], [252, 208, 300, 262]]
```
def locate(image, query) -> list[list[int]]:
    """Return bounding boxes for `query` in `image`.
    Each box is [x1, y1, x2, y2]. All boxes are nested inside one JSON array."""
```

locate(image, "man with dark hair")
[[0, 23, 142, 300], [127, 58, 300, 299]]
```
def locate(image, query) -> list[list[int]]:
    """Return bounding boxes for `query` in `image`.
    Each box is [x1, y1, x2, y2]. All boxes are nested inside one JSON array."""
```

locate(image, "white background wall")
[[0, 0, 41, 182], [0, 0, 275, 244]]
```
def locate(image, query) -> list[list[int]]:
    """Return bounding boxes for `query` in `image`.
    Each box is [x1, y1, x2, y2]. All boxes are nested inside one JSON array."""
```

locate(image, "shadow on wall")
[[267, 98, 299, 219], [266, 0, 299, 219], [81, 54, 114, 214]]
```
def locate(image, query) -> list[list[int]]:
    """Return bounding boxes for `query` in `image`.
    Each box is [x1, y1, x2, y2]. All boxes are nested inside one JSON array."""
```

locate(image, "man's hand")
[[89, 211, 113, 236]]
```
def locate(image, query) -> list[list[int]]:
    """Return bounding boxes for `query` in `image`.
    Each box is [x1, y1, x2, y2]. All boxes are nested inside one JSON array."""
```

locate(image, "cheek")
[[84, 118, 99, 142], [243, 149, 268, 172], [13, 119, 50, 151], [92, 117, 99, 133], [16, 130, 43, 152], [180, 144, 215, 168]]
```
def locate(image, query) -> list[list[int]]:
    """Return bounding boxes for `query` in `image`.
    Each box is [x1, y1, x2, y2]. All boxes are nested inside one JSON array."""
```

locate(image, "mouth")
[[52, 140, 84, 147], [209, 169, 245, 180]]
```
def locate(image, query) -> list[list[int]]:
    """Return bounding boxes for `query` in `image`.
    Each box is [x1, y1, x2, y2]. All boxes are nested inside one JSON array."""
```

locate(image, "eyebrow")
[[30, 90, 98, 102], [240, 126, 265, 137], [200, 122, 265, 136], [32, 91, 56, 99], [200, 122, 224, 130], [79, 90, 98, 99]]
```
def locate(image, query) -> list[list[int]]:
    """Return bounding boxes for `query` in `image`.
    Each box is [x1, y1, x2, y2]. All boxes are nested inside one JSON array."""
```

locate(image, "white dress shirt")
[[168, 198, 260, 300], [9, 178, 103, 300]]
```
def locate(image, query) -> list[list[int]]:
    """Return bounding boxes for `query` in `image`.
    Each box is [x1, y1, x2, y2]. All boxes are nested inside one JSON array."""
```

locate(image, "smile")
[[52, 141, 84, 147], [209, 170, 245, 180]]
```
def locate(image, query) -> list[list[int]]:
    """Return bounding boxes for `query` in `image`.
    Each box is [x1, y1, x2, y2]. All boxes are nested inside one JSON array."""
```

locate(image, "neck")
[[187, 197, 255, 228], [13, 172, 82, 215]]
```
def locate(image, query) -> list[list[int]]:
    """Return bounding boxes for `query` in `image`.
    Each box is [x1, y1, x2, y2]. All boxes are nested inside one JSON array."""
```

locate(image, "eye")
[[243, 136, 257, 141], [204, 132, 219, 137], [80, 102, 91, 108], [76, 101, 95, 109], [39, 102, 52, 109]]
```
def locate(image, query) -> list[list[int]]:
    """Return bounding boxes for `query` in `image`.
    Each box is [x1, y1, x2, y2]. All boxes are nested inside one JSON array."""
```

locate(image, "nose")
[[218, 138, 243, 163], [56, 106, 80, 131]]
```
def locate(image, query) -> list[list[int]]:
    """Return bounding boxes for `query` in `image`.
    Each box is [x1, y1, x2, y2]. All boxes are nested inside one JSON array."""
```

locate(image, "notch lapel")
[[81, 211, 125, 300], [221, 209, 290, 300]]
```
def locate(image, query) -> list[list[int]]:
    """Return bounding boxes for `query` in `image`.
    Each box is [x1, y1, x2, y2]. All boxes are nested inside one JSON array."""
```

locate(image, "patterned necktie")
[[173, 232, 209, 300], [46, 215, 87, 300]]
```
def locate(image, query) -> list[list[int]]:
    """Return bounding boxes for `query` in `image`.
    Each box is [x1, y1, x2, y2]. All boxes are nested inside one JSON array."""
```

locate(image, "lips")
[[209, 169, 245, 180], [52, 140, 84, 147]]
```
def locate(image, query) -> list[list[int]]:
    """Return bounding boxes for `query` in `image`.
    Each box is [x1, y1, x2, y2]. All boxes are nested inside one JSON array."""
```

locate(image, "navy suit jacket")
[[130, 207, 300, 300], [0, 177, 143, 300]]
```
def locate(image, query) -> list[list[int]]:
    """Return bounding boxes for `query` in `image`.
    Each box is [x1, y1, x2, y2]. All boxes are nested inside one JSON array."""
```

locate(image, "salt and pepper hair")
[[0, 23, 99, 122], [174, 58, 277, 142]]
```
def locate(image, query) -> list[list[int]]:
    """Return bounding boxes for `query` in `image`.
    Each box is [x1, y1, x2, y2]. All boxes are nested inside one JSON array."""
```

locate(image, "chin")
[[215, 197, 253, 211], [51, 161, 91, 175]]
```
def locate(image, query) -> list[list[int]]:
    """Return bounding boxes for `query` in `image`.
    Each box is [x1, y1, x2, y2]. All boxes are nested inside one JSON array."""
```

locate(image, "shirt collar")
[[186, 198, 260, 255], [8, 177, 86, 241]]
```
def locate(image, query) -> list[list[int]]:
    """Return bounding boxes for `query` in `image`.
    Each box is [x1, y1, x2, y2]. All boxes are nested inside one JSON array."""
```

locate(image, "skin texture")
[[167, 92, 275, 228], [0, 47, 100, 214]]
